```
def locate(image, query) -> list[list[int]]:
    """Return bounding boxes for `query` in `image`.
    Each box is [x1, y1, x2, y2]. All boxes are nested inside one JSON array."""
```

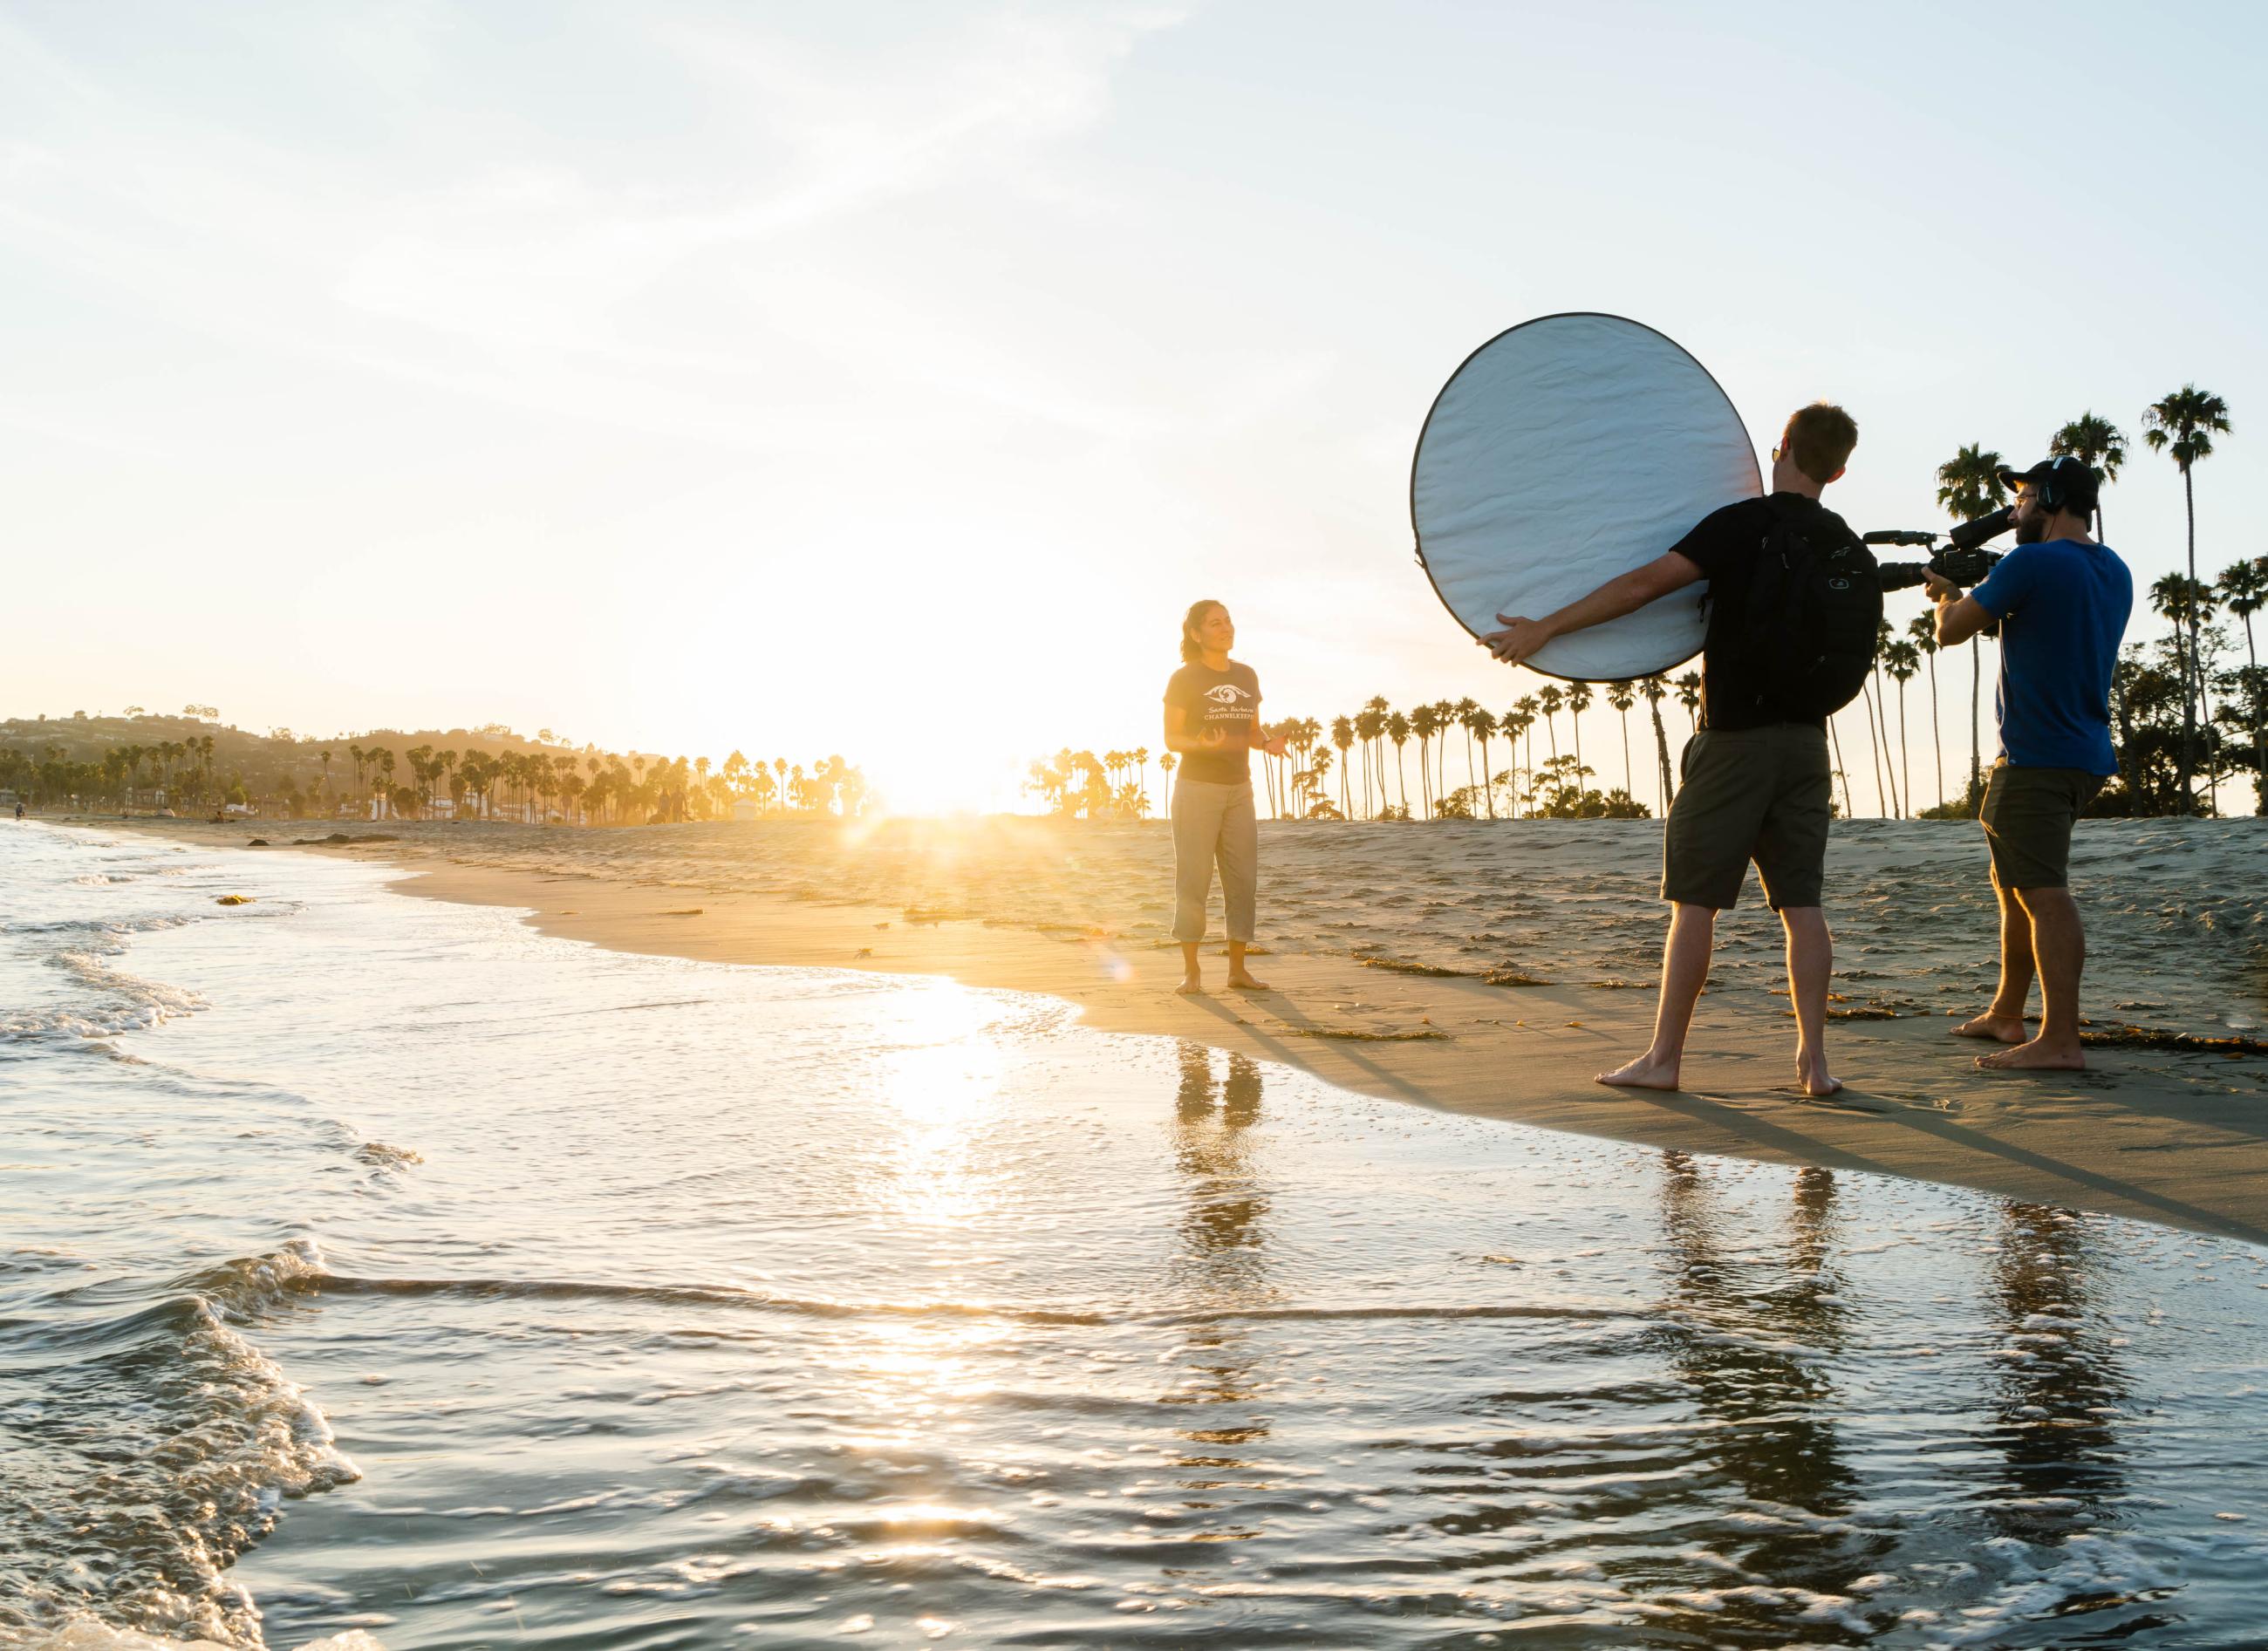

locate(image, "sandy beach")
[[105, 814, 2268, 1244]]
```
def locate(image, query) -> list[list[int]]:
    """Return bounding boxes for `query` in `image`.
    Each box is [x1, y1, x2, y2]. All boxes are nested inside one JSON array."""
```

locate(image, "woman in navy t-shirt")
[[1162, 599, 1286, 995]]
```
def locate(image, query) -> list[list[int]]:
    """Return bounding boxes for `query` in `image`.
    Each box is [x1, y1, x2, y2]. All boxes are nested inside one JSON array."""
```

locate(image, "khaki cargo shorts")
[[1662, 724, 1832, 911], [1978, 761, 2104, 890]]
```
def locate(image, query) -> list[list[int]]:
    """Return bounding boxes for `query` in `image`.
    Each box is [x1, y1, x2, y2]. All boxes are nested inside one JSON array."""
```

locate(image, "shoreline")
[[62, 816, 2268, 1244]]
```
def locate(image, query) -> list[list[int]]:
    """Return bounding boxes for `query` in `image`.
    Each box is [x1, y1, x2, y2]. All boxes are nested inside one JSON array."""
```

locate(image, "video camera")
[[1865, 506, 2014, 593]]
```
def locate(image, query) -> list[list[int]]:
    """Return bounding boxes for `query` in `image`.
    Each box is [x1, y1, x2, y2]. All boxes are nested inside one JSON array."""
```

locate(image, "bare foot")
[[1596, 1054, 1680, 1092], [1976, 1038, 2086, 1072], [1226, 974, 1272, 993], [1175, 974, 1205, 997], [1953, 1011, 2028, 1044], [1794, 1064, 1842, 1098]]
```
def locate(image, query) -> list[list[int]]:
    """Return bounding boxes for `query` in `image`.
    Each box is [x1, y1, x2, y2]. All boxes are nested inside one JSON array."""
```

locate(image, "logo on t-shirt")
[[1203, 684, 1250, 706]]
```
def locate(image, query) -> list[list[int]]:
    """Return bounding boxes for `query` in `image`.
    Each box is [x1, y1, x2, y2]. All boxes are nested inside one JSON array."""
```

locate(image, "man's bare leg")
[[1599, 902, 1714, 1091], [1176, 940, 1204, 995], [1956, 868, 2032, 1043], [1978, 886, 2087, 1070], [1226, 940, 1270, 992], [1780, 904, 1840, 1096]]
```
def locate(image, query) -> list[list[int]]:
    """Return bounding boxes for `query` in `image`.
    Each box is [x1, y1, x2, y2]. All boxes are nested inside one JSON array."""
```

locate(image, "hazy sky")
[[6, 1, 2265, 811]]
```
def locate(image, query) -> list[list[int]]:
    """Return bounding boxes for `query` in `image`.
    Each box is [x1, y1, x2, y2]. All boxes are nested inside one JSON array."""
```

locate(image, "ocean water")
[[5, 824, 2268, 1650]]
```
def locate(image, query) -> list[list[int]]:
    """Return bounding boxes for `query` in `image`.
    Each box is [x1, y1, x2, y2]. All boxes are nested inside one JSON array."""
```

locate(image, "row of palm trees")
[[332, 742, 870, 823], [1048, 387, 2255, 823], [1033, 684, 1698, 822], [5, 731, 873, 822], [0, 736, 229, 813]]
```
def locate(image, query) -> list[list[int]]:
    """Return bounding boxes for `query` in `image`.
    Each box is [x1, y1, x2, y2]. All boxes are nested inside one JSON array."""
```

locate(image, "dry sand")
[[105, 815, 2268, 1242]]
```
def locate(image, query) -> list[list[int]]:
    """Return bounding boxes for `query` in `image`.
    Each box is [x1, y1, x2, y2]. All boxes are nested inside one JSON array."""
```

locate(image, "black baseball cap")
[[1997, 454, 2099, 513]]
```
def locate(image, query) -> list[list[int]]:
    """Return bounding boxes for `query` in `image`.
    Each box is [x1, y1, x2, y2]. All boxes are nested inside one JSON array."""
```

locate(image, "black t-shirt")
[[1164, 660, 1260, 784], [1670, 492, 1852, 731]]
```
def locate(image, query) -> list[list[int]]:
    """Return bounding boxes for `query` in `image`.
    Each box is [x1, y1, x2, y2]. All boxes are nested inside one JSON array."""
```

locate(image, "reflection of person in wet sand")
[[1654, 1151, 1869, 1586], [1170, 1042, 1267, 1294], [1162, 601, 1287, 997], [1165, 1044, 1273, 1502], [1978, 1203, 2128, 1547]]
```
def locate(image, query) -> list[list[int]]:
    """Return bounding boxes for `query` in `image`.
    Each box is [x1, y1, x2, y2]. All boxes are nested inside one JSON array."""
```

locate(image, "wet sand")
[[102, 815, 2268, 1242]]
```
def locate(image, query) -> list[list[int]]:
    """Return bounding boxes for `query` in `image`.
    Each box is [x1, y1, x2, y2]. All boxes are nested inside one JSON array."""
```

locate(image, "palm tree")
[[1330, 715, 1355, 820], [1936, 443, 2008, 811], [371, 746, 395, 817], [2143, 385, 2232, 812], [1567, 681, 1593, 771], [1906, 612, 1943, 810], [1673, 672, 1701, 733], [1385, 710, 1412, 816], [1356, 699, 1388, 819], [2048, 412, 2126, 538], [1858, 674, 1889, 817], [2220, 556, 2268, 808], [1451, 697, 1481, 805], [1868, 618, 1900, 817], [1409, 702, 1440, 817], [1466, 705, 1499, 818], [1536, 685, 1564, 759], [1607, 681, 1636, 798], [1639, 674, 1674, 814], [2151, 572, 2222, 812], [1501, 705, 1534, 818], [1884, 639, 1920, 818]]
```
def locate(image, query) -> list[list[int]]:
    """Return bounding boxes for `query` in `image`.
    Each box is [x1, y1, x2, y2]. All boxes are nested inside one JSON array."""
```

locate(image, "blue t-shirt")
[[1970, 540, 2133, 774]]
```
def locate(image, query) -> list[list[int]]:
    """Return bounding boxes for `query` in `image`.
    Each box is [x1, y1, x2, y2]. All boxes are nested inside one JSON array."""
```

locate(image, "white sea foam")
[[25, 1625, 383, 1651]]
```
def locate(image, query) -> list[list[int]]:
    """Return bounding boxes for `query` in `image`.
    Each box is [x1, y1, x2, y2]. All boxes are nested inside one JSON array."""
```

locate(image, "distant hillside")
[[0, 712, 864, 821], [0, 713, 612, 783]]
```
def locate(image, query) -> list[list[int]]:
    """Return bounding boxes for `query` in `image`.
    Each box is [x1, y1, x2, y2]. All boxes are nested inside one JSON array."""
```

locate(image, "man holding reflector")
[[1483, 403, 1866, 1098]]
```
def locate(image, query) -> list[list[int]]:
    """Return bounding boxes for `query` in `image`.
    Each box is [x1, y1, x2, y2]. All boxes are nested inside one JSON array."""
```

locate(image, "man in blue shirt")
[[1930, 454, 2133, 1071]]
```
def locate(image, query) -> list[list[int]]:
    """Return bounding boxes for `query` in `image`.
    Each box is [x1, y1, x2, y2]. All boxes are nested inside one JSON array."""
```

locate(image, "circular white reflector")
[[1411, 312, 1759, 682]]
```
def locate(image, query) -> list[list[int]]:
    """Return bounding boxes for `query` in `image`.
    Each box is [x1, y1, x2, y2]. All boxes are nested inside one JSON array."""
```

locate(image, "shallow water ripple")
[[3, 825, 2267, 1648]]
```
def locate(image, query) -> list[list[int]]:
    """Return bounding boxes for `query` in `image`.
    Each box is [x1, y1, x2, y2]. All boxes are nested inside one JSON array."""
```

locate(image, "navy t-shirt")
[[1164, 661, 1260, 784], [1970, 539, 2132, 774]]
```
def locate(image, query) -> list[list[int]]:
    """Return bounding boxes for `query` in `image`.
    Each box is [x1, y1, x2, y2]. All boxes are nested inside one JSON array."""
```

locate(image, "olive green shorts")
[[1978, 761, 2104, 890], [1662, 725, 1832, 911]]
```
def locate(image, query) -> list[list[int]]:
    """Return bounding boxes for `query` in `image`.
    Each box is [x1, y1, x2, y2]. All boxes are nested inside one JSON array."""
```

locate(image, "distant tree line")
[[0, 713, 871, 823]]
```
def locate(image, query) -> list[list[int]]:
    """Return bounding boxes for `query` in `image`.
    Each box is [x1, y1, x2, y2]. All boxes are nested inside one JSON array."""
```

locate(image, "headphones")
[[2038, 454, 2084, 512]]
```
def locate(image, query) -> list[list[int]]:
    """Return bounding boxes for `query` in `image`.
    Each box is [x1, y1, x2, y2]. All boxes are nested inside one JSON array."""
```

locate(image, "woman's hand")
[[1260, 733, 1288, 757], [1198, 727, 1228, 750]]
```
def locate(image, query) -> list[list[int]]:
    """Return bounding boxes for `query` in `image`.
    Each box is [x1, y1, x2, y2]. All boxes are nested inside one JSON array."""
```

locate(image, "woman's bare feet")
[[1175, 972, 1205, 996], [1596, 1053, 1679, 1091], [1226, 973, 1271, 993], [1953, 1010, 2028, 1044], [1794, 1058, 1841, 1097], [1976, 1037, 2085, 1071]]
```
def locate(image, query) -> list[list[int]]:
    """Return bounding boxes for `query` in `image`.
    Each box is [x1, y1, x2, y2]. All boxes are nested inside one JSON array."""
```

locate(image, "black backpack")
[[1708, 496, 1882, 721]]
